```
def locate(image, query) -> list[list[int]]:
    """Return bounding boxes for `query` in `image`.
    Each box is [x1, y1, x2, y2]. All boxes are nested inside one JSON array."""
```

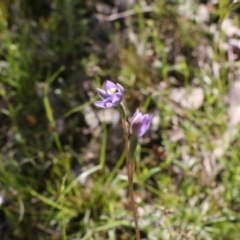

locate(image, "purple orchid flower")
[[130, 109, 152, 137], [94, 80, 124, 108]]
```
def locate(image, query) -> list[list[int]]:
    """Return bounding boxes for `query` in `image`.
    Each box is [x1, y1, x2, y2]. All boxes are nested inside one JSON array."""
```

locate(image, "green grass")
[[1, 0, 240, 239]]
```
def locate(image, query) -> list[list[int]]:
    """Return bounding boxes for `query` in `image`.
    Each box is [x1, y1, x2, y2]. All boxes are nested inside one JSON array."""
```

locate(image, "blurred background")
[[1, 0, 240, 239]]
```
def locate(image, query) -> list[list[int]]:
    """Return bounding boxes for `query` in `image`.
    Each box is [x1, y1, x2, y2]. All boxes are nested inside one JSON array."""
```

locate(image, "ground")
[[0, 0, 240, 239]]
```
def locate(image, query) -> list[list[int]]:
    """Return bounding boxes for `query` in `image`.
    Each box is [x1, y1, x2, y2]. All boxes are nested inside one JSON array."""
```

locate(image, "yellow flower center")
[[108, 88, 118, 94]]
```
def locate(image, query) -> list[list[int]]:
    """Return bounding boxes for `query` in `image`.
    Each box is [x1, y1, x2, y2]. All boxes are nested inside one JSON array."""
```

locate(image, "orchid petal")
[[131, 109, 140, 122], [130, 110, 151, 137], [112, 92, 123, 104], [94, 80, 124, 108], [105, 80, 117, 91], [116, 83, 124, 93], [139, 114, 151, 136], [130, 112, 143, 135], [96, 88, 108, 99], [94, 101, 107, 108]]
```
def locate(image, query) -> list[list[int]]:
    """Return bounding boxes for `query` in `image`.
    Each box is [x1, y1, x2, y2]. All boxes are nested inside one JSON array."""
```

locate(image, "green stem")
[[118, 102, 127, 121], [100, 123, 107, 173], [128, 162, 141, 240], [121, 113, 140, 240], [129, 134, 138, 161], [43, 66, 65, 152]]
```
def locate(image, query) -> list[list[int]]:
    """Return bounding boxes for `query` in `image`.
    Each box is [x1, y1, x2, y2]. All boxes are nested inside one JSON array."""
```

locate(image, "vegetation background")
[[1, 0, 240, 239]]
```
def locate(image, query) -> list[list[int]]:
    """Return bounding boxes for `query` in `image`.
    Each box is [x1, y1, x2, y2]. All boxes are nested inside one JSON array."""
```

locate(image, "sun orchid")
[[130, 109, 152, 137], [94, 79, 151, 239], [94, 80, 124, 108]]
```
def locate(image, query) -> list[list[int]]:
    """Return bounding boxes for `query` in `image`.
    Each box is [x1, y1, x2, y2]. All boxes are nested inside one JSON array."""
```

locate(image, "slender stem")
[[122, 119, 141, 240], [121, 119, 129, 179], [122, 119, 129, 167], [128, 163, 141, 240]]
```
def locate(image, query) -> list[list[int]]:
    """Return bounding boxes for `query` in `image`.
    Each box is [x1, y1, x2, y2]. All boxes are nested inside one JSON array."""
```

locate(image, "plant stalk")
[[122, 119, 141, 240], [128, 162, 141, 240]]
